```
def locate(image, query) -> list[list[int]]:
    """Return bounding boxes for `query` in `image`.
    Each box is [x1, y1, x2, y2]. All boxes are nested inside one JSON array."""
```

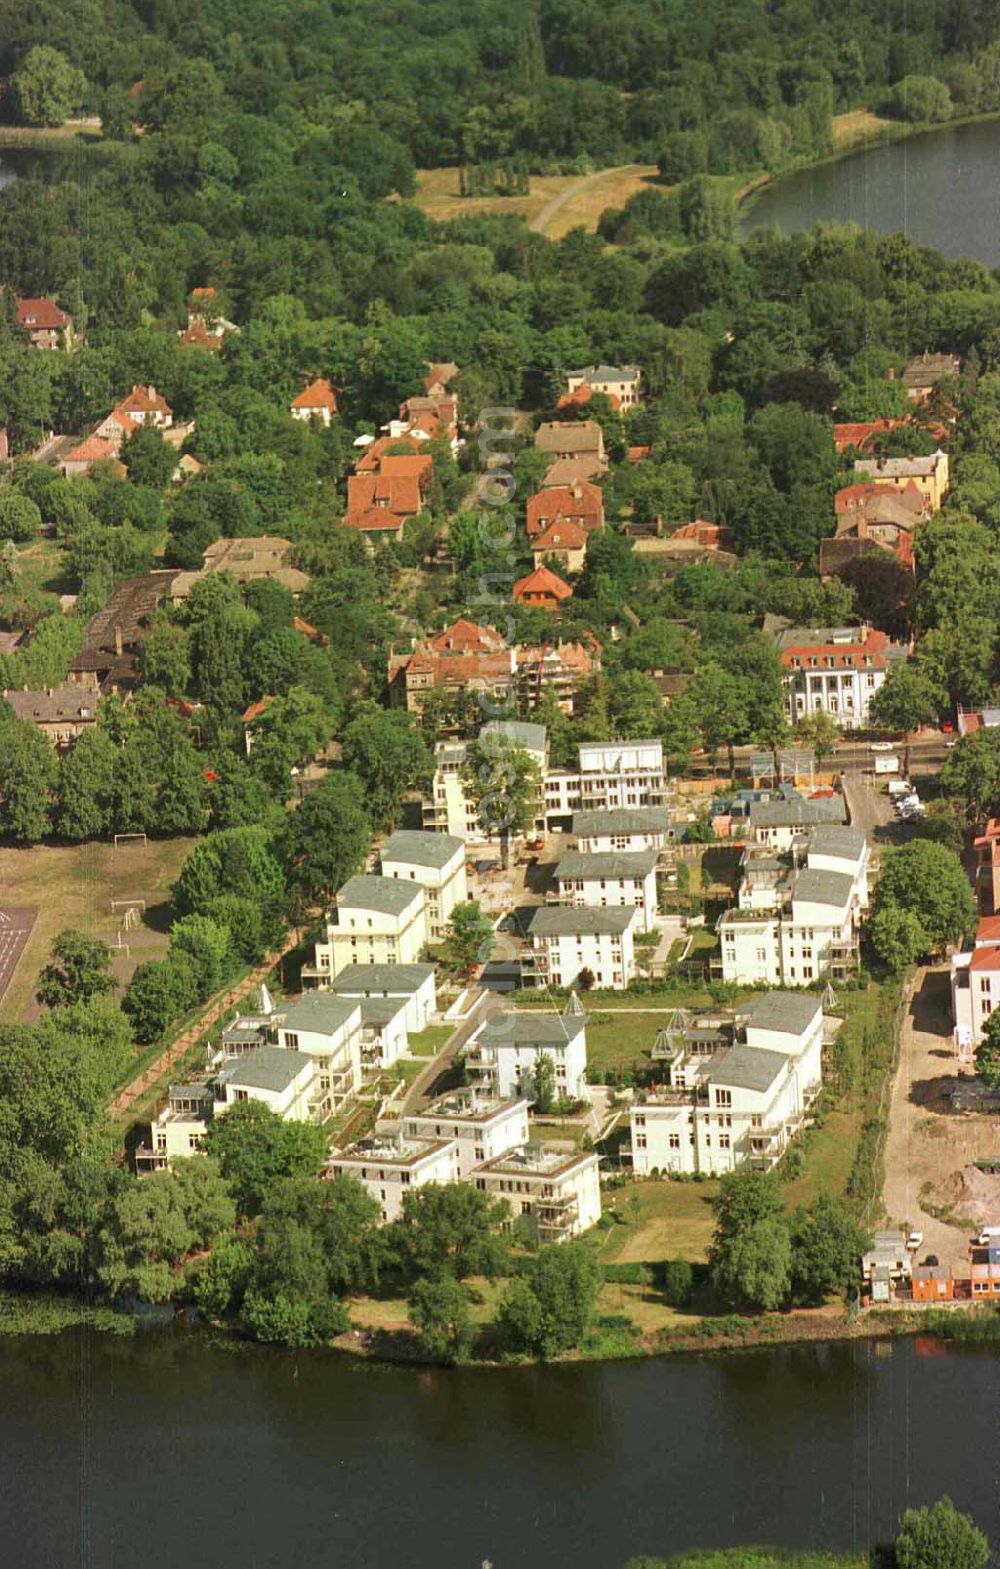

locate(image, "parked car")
[[906, 1231, 923, 1251], [871, 741, 895, 752], [977, 1226, 1000, 1246], [941, 721, 954, 733]]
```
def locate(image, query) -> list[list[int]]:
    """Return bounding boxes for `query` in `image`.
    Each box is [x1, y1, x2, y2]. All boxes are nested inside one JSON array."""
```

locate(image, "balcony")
[[134, 1145, 169, 1174]]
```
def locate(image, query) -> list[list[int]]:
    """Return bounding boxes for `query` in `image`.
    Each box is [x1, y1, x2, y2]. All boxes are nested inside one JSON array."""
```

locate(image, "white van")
[[977, 1226, 1000, 1246], [888, 779, 911, 798]]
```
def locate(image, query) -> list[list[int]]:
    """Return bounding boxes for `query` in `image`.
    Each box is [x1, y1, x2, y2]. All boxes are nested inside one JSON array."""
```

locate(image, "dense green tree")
[[708, 1171, 791, 1311], [448, 900, 494, 976], [461, 733, 541, 867], [0, 492, 41, 543], [974, 1009, 1000, 1091], [95, 1158, 234, 1302], [206, 1100, 328, 1217], [872, 840, 976, 959], [276, 772, 371, 909], [121, 954, 200, 1044], [790, 1196, 870, 1305], [13, 47, 85, 127], [341, 707, 430, 832], [495, 1243, 602, 1358], [408, 1275, 476, 1364], [894, 1497, 988, 1569], [0, 718, 58, 842], [36, 929, 115, 1010], [392, 1182, 510, 1282]]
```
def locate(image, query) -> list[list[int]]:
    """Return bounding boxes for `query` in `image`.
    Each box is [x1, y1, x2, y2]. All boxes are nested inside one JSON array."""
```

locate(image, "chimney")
[[114, 624, 123, 657], [887, 367, 895, 380]]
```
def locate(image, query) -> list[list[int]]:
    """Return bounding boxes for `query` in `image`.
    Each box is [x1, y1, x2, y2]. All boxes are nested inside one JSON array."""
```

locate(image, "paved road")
[[401, 989, 502, 1114]]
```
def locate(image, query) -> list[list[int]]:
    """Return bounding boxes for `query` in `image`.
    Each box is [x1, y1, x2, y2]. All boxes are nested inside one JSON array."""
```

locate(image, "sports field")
[[0, 837, 197, 1022]]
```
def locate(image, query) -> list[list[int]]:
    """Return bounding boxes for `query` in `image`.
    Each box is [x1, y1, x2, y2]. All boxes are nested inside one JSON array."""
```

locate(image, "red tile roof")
[[627, 445, 652, 463], [242, 697, 272, 724], [291, 378, 338, 414], [671, 520, 723, 547], [355, 434, 424, 473], [514, 565, 573, 605], [975, 914, 1000, 944], [347, 472, 422, 519], [428, 618, 505, 654], [532, 518, 589, 553], [833, 419, 908, 454], [526, 482, 604, 536], [778, 627, 894, 673], [970, 945, 1000, 971], [66, 435, 118, 465], [376, 453, 433, 484], [115, 385, 172, 418], [343, 506, 406, 535], [180, 320, 222, 351], [556, 383, 620, 412], [17, 296, 70, 330], [835, 479, 927, 515]]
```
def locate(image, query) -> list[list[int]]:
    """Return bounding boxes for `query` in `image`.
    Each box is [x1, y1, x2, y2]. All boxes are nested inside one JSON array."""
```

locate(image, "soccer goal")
[[113, 832, 148, 851]]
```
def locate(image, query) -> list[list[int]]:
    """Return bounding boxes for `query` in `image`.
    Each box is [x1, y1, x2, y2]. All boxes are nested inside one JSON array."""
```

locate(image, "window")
[[719, 1134, 731, 1150], [668, 1133, 680, 1149], [634, 1114, 645, 1127], [284, 1032, 299, 1050], [521, 1201, 532, 1214], [635, 1134, 647, 1149], [715, 1089, 732, 1108]]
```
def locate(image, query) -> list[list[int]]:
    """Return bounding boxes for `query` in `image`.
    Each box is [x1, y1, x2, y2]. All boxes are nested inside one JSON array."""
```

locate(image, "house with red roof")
[[61, 435, 122, 479], [531, 518, 589, 574], [290, 379, 338, 426], [515, 638, 600, 714], [951, 914, 1000, 1053], [833, 419, 910, 455], [563, 364, 642, 410], [424, 362, 459, 397], [355, 434, 426, 474], [770, 621, 908, 731], [526, 481, 604, 537], [17, 296, 73, 350], [96, 386, 174, 450], [345, 472, 423, 536], [388, 618, 515, 719], [513, 565, 573, 612]]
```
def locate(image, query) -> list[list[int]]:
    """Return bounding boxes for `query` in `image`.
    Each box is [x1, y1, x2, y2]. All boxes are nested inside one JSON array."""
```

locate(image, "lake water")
[[743, 118, 1000, 266], [1, 1329, 997, 1568]]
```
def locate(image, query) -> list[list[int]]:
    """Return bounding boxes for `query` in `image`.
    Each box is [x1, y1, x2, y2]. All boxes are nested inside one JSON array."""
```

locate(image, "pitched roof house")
[[534, 421, 606, 463], [61, 435, 121, 478], [542, 455, 608, 487], [531, 518, 589, 573], [563, 363, 642, 409], [4, 684, 98, 746], [290, 379, 338, 425], [901, 351, 961, 401], [345, 472, 423, 532], [513, 565, 573, 611], [388, 618, 515, 717], [17, 296, 73, 350], [526, 481, 604, 537]]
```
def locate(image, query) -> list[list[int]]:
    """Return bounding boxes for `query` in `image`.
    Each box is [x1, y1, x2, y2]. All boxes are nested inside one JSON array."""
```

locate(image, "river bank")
[[737, 106, 1000, 219]]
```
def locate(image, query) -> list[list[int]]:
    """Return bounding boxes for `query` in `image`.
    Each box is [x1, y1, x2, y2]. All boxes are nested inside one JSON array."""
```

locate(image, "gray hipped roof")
[[380, 830, 464, 869], [742, 991, 821, 1037], [791, 868, 855, 910], [336, 875, 425, 916], [276, 993, 359, 1036], [555, 849, 658, 881], [807, 825, 867, 860], [749, 797, 848, 829], [528, 905, 636, 936], [477, 1012, 587, 1048], [330, 963, 435, 994], [573, 806, 668, 838], [704, 1045, 788, 1094], [219, 1046, 312, 1093]]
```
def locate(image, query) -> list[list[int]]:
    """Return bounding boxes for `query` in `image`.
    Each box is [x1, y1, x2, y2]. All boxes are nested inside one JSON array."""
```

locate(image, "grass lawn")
[[0, 835, 198, 1022], [780, 1105, 865, 1212], [406, 162, 660, 237], [601, 1181, 721, 1264], [407, 1025, 454, 1057], [584, 1011, 671, 1073], [14, 537, 73, 607]]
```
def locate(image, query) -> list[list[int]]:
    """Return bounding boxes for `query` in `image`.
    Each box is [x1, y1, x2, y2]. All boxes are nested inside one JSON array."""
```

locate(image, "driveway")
[[401, 989, 502, 1113], [881, 967, 998, 1272]]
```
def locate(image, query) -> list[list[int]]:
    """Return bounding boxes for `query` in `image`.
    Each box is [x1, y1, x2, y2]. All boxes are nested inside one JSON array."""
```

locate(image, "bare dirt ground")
[[881, 967, 999, 1271], [831, 109, 896, 146]]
